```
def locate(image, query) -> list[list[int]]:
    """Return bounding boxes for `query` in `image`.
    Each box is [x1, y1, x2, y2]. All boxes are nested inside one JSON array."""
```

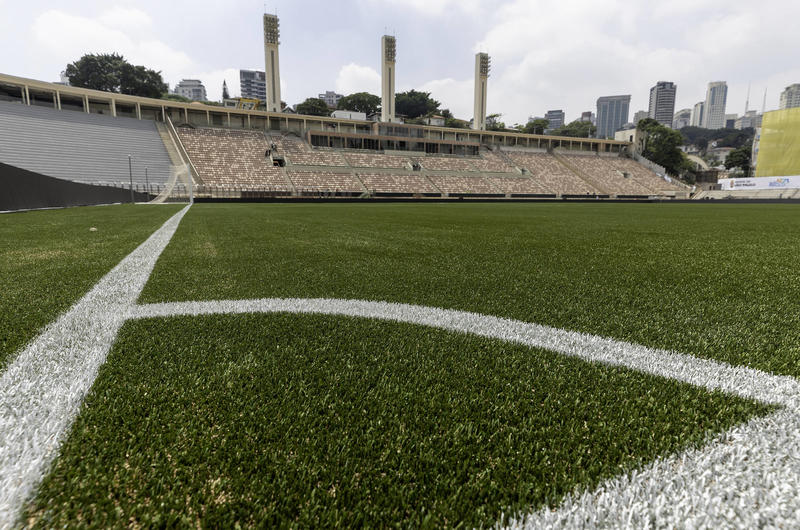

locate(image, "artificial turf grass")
[[26, 314, 770, 528], [0, 204, 182, 367], [139, 202, 800, 379]]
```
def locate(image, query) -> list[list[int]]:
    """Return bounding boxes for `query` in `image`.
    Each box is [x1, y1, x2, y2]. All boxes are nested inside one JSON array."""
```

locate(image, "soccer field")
[[3, 202, 800, 527]]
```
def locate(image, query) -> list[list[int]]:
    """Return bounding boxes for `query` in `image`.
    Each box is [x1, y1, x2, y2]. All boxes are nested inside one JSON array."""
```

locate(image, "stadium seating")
[[344, 152, 410, 169], [0, 100, 172, 187], [559, 154, 653, 196], [506, 151, 601, 195], [287, 170, 365, 193], [271, 135, 348, 166], [428, 175, 500, 195], [414, 156, 478, 172], [358, 173, 440, 195], [487, 176, 554, 195], [472, 149, 517, 173], [177, 127, 290, 191]]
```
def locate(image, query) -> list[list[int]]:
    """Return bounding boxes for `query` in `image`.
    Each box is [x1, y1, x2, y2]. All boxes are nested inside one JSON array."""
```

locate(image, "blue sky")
[[1, 0, 798, 124]]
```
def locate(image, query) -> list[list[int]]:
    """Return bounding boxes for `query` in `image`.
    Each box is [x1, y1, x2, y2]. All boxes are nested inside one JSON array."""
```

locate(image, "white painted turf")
[[1, 205, 799, 528]]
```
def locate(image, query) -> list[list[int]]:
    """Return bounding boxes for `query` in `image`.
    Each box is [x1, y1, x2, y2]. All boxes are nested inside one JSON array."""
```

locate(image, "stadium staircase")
[[0, 100, 173, 188], [551, 152, 611, 196]]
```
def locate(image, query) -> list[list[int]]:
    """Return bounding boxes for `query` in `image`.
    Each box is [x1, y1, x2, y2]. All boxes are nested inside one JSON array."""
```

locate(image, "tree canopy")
[[637, 118, 686, 176], [520, 119, 549, 135], [337, 92, 381, 115], [549, 120, 596, 138], [395, 90, 440, 119], [724, 143, 753, 173], [679, 126, 755, 150], [65, 53, 168, 99], [295, 98, 331, 116]]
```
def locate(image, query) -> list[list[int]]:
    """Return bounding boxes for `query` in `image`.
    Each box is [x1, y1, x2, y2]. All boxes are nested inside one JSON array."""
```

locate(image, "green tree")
[[550, 120, 596, 138], [486, 113, 506, 131], [295, 98, 331, 116], [441, 109, 468, 129], [523, 118, 550, 135], [222, 81, 230, 100], [395, 90, 440, 119], [637, 118, 686, 175], [65, 53, 167, 98], [724, 143, 752, 173], [337, 92, 381, 115]]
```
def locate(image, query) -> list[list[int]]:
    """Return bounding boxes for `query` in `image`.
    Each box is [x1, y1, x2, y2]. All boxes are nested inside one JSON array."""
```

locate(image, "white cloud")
[[97, 7, 154, 32], [29, 8, 240, 101], [367, 0, 482, 16], [419, 77, 473, 120], [335, 63, 381, 95]]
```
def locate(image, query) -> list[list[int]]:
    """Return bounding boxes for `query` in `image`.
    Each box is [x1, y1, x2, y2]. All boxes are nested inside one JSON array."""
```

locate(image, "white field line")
[[133, 297, 800, 529], [0, 205, 190, 529]]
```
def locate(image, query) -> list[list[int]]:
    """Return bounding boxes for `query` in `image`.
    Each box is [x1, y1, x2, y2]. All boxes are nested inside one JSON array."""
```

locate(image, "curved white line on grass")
[[0, 205, 190, 529], [133, 297, 800, 528], [133, 298, 800, 408]]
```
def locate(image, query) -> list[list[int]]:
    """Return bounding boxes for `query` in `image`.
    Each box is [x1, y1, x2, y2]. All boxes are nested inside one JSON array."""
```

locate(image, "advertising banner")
[[719, 175, 800, 191]]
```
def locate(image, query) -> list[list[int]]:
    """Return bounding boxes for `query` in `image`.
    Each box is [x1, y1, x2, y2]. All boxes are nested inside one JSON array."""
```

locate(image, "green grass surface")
[[0, 204, 181, 367], [26, 314, 769, 528], [141, 203, 800, 378]]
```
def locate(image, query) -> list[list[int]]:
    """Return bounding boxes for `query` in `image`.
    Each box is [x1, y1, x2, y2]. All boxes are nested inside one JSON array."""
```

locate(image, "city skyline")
[[0, 1, 798, 125]]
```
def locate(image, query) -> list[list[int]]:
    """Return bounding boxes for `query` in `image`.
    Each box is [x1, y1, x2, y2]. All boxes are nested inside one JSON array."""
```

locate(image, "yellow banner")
[[756, 107, 800, 177]]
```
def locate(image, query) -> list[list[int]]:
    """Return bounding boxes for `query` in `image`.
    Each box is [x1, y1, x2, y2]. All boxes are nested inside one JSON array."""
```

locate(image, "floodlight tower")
[[473, 52, 490, 130], [263, 13, 282, 113], [381, 35, 396, 122]]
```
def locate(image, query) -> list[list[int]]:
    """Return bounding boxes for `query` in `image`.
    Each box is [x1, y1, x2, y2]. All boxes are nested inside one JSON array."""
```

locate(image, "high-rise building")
[[318, 91, 343, 108], [240, 70, 266, 104], [381, 35, 396, 122], [703, 81, 728, 129], [648, 81, 677, 127], [725, 114, 738, 129], [779, 84, 800, 109], [673, 108, 692, 130], [263, 14, 282, 113], [633, 110, 649, 125], [544, 109, 565, 131], [691, 101, 705, 127], [473, 52, 490, 130], [579, 111, 595, 124], [596, 95, 631, 139], [174, 79, 207, 101], [735, 110, 761, 130]]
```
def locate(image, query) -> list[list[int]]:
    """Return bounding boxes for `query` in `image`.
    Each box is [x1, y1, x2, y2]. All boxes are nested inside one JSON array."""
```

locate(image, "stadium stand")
[[505, 151, 602, 195], [358, 173, 441, 195], [344, 152, 410, 169], [428, 175, 500, 195], [176, 127, 291, 192], [271, 135, 348, 166], [558, 153, 653, 196], [487, 176, 554, 195], [414, 155, 478, 172], [0, 100, 172, 188], [287, 170, 365, 194], [472, 149, 517, 173]]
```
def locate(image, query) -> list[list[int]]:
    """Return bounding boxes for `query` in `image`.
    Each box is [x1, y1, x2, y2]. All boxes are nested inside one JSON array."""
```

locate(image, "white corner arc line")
[[0, 205, 190, 529], [132, 297, 800, 528], [132, 298, 800, 408]]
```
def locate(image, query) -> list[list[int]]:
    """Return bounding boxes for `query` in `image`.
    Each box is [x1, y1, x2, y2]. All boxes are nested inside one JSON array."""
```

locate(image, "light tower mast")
[[263, 13, 282, 113], [381, 35, 396, 122], [473, 52, 490, 130]]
